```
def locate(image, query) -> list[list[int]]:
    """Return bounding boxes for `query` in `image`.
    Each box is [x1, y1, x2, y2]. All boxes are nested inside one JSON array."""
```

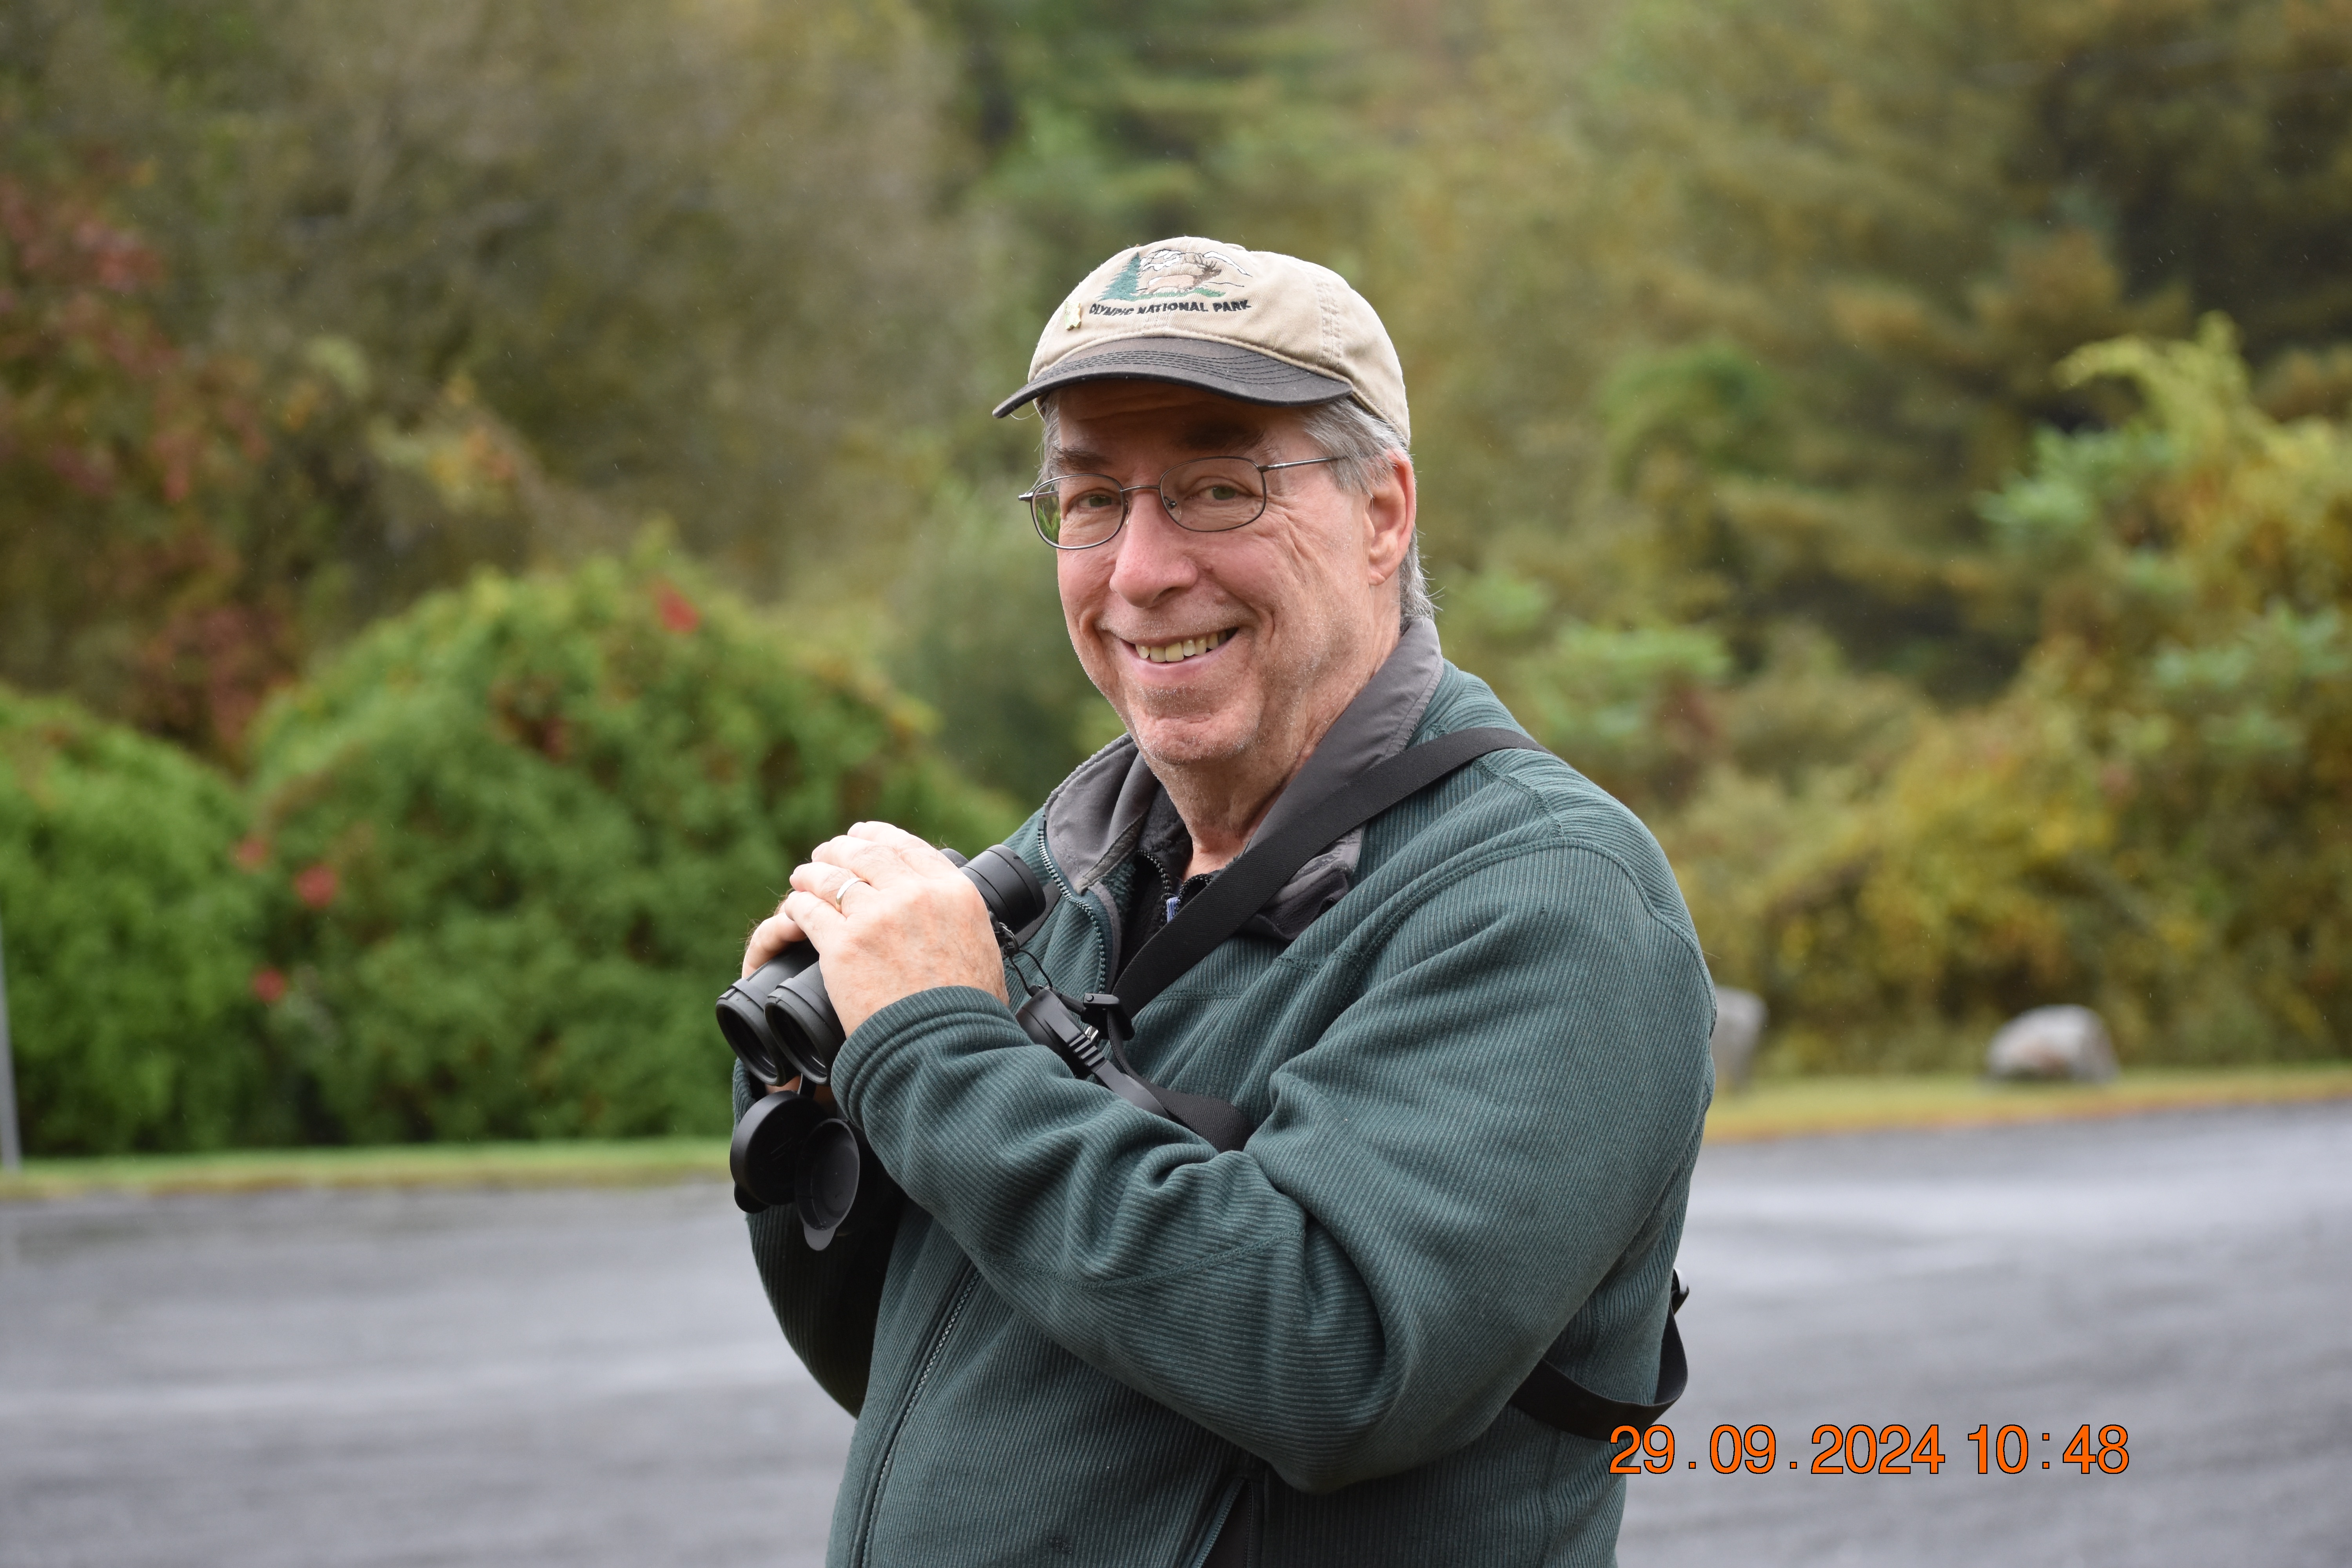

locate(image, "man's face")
[[1050, 380, 1414, 775]]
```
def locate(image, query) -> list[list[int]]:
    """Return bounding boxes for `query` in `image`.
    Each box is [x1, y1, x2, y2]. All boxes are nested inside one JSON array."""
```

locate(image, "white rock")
[[1985, 1005, 2117, 1082], [1710, 987, 1768, 1093]]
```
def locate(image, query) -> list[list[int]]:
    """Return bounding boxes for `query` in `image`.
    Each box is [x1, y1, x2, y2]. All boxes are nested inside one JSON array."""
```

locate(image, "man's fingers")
[[789, 861, 871, 901], [740, 909, 806, 978], [847, 820, 951, 863], [782, 889, 848, 947], [811, 832, 938, 886]]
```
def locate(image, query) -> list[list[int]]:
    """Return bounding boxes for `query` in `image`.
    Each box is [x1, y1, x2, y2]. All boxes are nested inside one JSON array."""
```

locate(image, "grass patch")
[[5, 1064, 2347, 1199], [0, 1136, 729, 1201], [1706, 1063, 2352, 1143]]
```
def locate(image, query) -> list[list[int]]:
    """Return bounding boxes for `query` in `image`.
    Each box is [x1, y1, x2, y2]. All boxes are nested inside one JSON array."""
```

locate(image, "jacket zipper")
[[849, 1263, 981, 1568], [1034, 830, 1114, 993]]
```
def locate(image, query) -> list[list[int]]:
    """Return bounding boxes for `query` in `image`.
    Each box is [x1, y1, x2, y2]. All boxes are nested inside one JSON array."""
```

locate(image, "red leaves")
[[2, 165, 285, 763], [0, 177, 163, 294], [654, 580, 701, 634], [131, 597, 299, 759], [292, 862, 339, 909], [250, 967, 288, 1004]]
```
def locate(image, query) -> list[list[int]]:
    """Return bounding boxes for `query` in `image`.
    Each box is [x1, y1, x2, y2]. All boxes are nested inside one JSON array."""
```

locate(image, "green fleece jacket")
[[742, 648, 1714, 1567]]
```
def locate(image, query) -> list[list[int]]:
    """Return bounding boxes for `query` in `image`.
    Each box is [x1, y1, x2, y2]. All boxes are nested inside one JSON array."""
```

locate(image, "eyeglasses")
[[1017, 455, 1343, 550]]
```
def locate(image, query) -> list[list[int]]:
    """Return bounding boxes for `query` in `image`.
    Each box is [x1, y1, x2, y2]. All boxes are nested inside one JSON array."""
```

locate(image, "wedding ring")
[[835, 876, 872, 906]]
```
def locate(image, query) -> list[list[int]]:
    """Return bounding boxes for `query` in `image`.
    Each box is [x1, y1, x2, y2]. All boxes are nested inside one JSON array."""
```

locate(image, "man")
[[738, 239, 1713, 1566]]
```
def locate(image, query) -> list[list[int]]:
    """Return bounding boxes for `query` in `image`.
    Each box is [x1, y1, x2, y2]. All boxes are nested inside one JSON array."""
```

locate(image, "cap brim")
[[992, 336, 1350, 419]]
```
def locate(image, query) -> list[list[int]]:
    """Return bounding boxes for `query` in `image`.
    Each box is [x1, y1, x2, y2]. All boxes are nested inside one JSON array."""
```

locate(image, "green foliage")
[[0, 151, 612, 762], [1601, 341, 1784, 489], [1677, 324, 2352, 1068], [0, 685, 269, 1154], [1497, 0, 2352, 696], [918, 0, 1386, 315], [9, 0, 982, 584], [8, 0, 2352, 1093], [887, 484, 1123, 803], [1495, 606, 1731, 809], [242, 548, 1017, 1143]]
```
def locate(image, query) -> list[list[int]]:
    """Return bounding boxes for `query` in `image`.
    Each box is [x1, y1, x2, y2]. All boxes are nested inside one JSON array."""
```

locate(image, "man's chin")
[[1123, 705, 1256, 770]]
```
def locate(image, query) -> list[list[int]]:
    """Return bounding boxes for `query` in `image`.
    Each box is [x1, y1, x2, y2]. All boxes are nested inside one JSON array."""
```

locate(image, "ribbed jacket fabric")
[[741, 661, 1715, 1567]]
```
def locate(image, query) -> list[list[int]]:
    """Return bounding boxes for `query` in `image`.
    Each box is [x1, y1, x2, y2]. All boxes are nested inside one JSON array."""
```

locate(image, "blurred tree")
[[1677, 321, 2352, 1068], [916, 0, 1392, 320], [1559, 0, 2352, 699], [887, 482, 1122, 806], [5, 0, 981, 589], [0, 158, 279, 757], [0, 153, 606, 762]]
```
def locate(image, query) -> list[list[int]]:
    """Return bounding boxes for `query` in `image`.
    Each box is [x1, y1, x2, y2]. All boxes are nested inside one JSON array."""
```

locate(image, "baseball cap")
[[991, 238, 1411, 444]]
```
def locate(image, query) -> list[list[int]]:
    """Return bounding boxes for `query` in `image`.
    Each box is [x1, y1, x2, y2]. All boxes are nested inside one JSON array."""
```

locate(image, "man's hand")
[[741, 821, 1009, 1039]]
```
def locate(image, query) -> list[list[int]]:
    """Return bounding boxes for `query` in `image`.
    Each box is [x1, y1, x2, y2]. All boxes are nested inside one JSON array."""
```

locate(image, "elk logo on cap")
[[1099, 246, 1254, 302]]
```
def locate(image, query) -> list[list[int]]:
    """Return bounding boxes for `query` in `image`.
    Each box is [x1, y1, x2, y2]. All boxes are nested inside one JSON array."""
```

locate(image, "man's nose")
[[1105, 488, 1201, 603]]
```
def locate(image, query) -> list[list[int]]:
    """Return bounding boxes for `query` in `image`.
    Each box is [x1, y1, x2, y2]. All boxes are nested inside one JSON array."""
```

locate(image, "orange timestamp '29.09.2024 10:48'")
[[1609, 1423, 2132, 1477]]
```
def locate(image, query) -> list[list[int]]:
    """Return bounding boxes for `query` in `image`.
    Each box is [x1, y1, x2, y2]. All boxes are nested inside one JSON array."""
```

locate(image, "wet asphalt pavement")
[[2, 1100, 2346, 1568]]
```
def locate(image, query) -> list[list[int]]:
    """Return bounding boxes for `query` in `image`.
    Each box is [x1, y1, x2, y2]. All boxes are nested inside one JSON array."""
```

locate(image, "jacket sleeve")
[[828, 835, 1715, 1491], [735, 1062, 904, 1416]]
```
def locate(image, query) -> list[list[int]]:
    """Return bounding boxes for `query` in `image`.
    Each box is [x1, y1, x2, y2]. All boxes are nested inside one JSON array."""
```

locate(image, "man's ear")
[[1363, 450, 1416, 588]]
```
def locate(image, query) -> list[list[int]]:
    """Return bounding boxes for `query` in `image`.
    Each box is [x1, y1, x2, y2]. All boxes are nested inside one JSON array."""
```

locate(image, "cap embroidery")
[[1099, 246, 1254, 303]]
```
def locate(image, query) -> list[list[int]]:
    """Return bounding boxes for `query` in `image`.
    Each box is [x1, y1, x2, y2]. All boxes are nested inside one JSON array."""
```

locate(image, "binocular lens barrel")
[[715, 946, 819, 1086], [713, 844, 1047, 1087]]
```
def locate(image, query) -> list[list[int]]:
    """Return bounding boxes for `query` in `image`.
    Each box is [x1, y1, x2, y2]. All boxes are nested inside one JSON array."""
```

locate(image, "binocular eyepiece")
[[715, 843, 1047, 1248], [714, 844, 1047, 1088]]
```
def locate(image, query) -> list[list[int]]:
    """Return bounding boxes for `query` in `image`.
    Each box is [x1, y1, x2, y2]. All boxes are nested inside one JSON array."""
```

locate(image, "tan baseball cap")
[[991, 238, 1410, 444]]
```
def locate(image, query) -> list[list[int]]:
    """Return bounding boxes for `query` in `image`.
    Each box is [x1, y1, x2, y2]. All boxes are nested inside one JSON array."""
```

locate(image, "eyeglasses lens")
[[1029, 458, 1272, 547], [1162, 458, 1266, 532], [1034, 477, 1124, 547]]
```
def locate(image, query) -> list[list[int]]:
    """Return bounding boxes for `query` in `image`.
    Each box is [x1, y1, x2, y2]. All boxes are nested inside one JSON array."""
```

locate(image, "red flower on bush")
[[233, 835, 270, 869], [250, 967, 288, 1004], [654, 581, 701, 634], [293, 862, 339, 909]]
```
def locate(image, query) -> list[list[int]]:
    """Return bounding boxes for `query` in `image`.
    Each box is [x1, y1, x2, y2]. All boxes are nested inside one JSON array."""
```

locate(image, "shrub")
[[0, 686, 270, 1153], [244, 548, 1018, 1143], [1677, 321, 2352, 1069]]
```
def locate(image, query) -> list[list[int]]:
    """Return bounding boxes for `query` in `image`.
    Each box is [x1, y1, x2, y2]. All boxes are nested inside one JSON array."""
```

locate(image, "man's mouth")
[[1125, 628, 1237, 665]]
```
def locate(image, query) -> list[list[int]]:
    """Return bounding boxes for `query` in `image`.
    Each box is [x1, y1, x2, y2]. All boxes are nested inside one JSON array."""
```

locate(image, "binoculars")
[[715, 845, 1047, 1247]]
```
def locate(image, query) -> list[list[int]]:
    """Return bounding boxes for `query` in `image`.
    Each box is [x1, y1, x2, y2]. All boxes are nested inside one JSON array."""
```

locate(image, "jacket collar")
[[1041, 617, 1446, 938]]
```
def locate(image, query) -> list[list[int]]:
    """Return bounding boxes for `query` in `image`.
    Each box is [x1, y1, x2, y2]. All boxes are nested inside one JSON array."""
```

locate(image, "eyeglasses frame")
[[1016, 454, 1346, 551]]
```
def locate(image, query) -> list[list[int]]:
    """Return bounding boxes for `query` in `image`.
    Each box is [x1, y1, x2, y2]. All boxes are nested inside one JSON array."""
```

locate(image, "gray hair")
[[1035, 393, 1435, 625]]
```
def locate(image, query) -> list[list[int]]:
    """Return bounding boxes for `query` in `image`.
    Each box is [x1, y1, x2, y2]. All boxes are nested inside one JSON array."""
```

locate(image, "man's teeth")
[[1132, 629, 1235, 664]]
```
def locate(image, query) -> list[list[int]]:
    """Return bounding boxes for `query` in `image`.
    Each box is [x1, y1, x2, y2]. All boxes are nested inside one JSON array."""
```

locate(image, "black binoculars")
[[716, 845, 1047, 1247]]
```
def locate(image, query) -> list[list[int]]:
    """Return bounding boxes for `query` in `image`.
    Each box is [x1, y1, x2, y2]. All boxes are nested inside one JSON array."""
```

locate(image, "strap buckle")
[[1073, 992, 1132, 1044]]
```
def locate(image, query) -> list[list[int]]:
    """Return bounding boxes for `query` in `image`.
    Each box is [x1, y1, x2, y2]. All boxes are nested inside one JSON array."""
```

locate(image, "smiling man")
[[736, 240, 1714, 1566]]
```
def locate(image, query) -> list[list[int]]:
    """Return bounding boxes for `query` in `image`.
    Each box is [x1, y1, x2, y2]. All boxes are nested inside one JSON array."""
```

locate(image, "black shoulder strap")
[[1078, 724, 1690, 1443], [1508, 1272, 1689, 1441], [1111, 726, 1543, 1020], [1083, 726, 1538, 1156]]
